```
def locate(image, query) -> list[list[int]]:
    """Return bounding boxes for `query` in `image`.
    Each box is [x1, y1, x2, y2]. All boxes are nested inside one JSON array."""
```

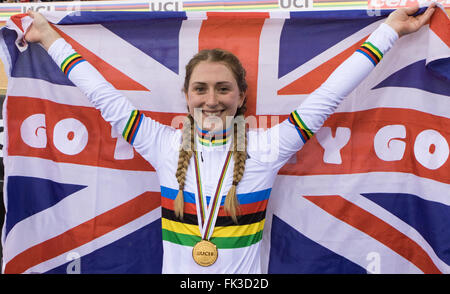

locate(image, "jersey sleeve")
[[47, 38, 179, 169], [264, 23, 399, 169]]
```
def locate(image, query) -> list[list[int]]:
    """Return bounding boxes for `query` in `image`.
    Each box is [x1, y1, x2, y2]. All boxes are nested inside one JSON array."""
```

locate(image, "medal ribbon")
[[194, 150, 233, 241]]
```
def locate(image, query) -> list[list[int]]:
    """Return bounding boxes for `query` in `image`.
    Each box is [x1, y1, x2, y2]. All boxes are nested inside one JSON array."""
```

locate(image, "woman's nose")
[[205, 89, 219, 107]]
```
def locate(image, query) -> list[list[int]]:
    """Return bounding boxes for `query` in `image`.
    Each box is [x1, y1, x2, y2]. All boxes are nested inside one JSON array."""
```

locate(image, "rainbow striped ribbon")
[[194, 150, 233, 241], [194, 152, 207, 226]]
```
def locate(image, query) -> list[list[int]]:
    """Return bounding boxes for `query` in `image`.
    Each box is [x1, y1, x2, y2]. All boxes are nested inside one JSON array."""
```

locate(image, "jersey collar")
[[195, 124, 232, 147]]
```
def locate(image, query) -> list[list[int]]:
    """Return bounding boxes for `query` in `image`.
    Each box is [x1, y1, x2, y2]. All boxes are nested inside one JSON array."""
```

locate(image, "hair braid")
[[174, 115, 195, 219], [224, 115, 247, 223]]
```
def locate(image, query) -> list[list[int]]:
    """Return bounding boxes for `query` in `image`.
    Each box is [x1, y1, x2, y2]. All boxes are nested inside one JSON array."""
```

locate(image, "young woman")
[[24, 5, 436, 274]]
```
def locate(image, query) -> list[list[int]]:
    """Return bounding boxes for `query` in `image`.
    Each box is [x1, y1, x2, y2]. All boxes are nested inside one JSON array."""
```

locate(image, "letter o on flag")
[[414, 129, 449, 170], [53, 118, 88, 155]]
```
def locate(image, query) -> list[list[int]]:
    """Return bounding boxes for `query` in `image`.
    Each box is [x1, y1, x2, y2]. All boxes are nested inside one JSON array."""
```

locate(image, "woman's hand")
[[24, 10, 61, 50], [385, 3, 437, 38]]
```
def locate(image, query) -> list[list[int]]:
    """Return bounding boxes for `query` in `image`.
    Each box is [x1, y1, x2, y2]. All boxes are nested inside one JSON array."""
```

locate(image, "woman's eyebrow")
[[191, 81, 207, 85], [191, 81, 233, 86], [216, 81, 233, 86]]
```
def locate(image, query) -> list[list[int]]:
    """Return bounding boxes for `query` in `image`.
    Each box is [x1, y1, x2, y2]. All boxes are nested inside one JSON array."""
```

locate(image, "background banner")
[[0, 7, 449, 273]]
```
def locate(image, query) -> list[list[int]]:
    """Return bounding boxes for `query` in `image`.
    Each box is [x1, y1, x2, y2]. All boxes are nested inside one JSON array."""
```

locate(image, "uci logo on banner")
[[149, 0, 183, 11], [279, 0, 313, 9], [20, 3, 55, 13]]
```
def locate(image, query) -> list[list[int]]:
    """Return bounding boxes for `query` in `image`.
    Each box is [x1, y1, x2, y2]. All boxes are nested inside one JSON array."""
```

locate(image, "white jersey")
[[47, 23, 398, 274]]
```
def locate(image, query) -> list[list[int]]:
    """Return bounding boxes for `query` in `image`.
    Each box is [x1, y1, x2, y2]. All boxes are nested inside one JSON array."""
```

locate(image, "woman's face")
[[185, 61, 245, 132]]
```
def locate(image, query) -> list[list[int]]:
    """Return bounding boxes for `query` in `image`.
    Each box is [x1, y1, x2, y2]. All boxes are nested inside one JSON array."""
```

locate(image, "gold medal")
[[192, 239, 218, 267]]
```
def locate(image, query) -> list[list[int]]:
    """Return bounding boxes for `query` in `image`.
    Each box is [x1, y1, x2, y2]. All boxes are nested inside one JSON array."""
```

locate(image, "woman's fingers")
[[385, 3, 437, 37], [416, 4, 436, 26], [402, 5, 420, 15]]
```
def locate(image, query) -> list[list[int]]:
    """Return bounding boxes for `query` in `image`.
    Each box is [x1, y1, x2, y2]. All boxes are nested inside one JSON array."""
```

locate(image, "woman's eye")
[[194, 87, 205, 92], [219, 87, 229, 93]]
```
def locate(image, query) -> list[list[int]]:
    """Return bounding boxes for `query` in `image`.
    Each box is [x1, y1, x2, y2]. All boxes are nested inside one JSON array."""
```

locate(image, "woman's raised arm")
[[270, 4, 436, 167], [24, 10, 179, 170]]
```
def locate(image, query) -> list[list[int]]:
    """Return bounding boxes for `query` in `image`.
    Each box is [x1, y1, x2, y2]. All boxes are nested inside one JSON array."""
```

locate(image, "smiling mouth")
[[202, 110, 224, 117]]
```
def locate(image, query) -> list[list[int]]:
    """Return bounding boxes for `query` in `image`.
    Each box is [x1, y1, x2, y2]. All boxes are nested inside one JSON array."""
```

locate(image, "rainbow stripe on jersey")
[[356, 41, 383, 66], [288, 110, 313, 144], [123, 110, 143, 144], [161, 186, 270, 249], [60, 53, 86, 76], [196, 125, 232, 147]]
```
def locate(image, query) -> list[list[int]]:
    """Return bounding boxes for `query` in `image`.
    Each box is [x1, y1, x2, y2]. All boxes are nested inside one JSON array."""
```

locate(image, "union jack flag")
[[0, 7, 449, 274]]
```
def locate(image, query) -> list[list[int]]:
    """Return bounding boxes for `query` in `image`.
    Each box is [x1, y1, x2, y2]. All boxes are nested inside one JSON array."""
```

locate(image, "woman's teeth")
[[203, 110, 223, 116]]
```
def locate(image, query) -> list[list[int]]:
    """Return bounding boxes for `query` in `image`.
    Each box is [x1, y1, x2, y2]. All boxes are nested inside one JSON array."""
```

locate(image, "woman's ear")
[[239, 92, 246, 108]]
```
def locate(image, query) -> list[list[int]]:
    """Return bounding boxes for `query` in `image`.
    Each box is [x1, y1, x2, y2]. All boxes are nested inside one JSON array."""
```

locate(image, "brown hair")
[[174, 48, 248, 223]]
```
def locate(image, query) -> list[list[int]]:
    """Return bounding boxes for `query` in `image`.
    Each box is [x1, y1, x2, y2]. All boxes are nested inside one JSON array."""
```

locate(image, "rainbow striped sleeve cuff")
[[356, 41, 383, 66], [122, 110, 144, 145], [288, 110, 314, 144], [60, 52, 86, 76]]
